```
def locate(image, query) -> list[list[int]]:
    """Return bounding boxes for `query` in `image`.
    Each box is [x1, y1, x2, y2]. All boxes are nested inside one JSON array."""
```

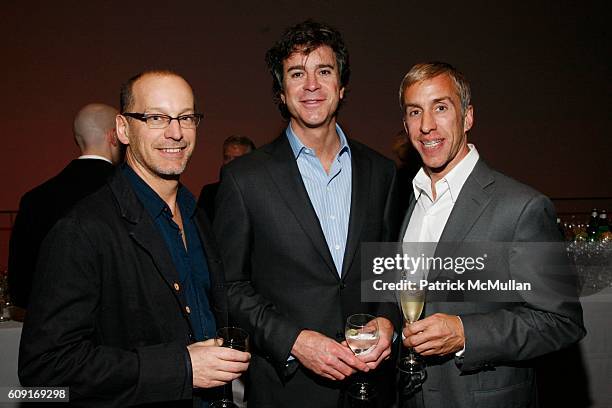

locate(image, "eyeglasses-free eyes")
[[122, 112, 203, 129]]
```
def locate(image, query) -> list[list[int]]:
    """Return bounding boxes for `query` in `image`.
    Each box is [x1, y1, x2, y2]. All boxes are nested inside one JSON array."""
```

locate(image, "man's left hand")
[[344, 317, 394, 370], [402, 313, 464, 356]]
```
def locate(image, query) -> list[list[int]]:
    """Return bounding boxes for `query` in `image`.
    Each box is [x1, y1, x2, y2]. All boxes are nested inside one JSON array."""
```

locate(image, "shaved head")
[[73, 103, 122, 163]]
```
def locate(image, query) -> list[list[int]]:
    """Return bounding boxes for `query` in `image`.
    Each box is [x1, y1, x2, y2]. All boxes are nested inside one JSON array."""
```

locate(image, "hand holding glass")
[[399, 286, 427, 395], [345, 314, 379, 404], [210, 327, 249, 408]]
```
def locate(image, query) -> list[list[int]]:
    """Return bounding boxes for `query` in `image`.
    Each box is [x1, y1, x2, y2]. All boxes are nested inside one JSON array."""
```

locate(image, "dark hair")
[[223, 135, 256, 152], [265, 20, 350, 119], [119, 69, 182, 113]]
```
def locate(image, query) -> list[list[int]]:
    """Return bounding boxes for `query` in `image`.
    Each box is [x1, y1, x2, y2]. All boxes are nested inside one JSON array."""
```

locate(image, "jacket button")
[[173, 283, 180, 291], [339, 283, 346, 290], [336, 331, 344, 340], [185, 306, 191, 314]]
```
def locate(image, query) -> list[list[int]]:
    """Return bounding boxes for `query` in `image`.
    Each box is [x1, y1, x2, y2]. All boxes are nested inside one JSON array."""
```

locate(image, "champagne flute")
[[345, 314, 379, 405], [210, 327, 249, 408], [398, 282, 427, 396]]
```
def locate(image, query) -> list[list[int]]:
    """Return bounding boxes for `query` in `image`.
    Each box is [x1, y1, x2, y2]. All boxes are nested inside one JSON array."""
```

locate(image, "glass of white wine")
[[398, 285, 427, 396], [345, 313, 379, 404]]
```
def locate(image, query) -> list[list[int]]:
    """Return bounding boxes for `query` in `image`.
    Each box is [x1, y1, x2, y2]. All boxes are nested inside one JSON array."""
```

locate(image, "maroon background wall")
[[1, 0, 610, 265]]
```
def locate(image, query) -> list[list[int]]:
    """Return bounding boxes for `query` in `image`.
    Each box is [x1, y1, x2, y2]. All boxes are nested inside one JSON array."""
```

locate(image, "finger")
[[330, 356, 358, 377], [405, 320, 427, 334], [340, 352, 369, 372], [369, 341, 392, 368], [323, 364, 350, 380], [215, 360, 250, 374], [216, 348, 251, 362], [356, 341, 385, 363]]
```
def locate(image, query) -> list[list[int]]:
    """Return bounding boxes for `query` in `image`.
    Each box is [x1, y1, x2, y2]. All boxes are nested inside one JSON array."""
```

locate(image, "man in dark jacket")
[[8, 103, 122, 308], [19, 70, 250, 407]]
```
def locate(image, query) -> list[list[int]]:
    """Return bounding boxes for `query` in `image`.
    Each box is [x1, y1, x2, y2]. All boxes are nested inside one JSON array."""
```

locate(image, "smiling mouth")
[[157, 147, 186, 154], [421, 139, 443, 148], [301, 99, 324, 105]]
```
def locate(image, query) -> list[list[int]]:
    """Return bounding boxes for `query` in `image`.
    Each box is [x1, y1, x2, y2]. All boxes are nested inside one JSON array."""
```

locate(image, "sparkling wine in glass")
[[398, 285, 427, 396], [345, 314, 379, 405], [210, 327, 249, 408]]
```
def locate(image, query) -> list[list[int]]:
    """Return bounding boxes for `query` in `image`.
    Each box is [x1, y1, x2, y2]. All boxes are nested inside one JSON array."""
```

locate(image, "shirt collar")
[[122, 163, 196, 220], [412, 144, 480, 203], [285, 123, 351, 160], [78, 154, 112, 164]]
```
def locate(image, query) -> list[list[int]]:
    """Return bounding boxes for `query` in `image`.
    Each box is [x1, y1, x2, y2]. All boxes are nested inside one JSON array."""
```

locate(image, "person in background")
[[213, 20, 400, 407], [392, 129, 422, 214], [398, 62, 584, 407], [8, 103, 123, 309], [197, 135, 255, 220], [19, 70, 249, 407]]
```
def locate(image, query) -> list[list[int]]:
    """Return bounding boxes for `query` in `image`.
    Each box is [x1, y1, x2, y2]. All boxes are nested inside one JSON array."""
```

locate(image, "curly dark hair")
[[265, 20, 350, 119]]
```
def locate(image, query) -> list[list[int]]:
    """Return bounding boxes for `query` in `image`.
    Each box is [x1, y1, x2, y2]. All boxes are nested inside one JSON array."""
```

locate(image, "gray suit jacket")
[[399, 159, 585, 408]]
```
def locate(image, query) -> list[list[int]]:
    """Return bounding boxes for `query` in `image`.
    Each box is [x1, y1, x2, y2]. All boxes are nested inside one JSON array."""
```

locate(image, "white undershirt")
[[78, 154, 112, 164], [402, 144, 480, 357], [403, 144, 480, 244]]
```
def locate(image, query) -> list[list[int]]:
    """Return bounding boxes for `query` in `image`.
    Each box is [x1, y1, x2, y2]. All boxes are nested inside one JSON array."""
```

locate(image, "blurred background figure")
[[392, 129, 421, 214], [197, 135, 255, 220], [8, 103, 122, 310]]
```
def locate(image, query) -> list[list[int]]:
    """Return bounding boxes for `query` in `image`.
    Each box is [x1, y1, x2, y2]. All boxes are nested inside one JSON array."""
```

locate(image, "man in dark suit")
[[398, 62, 585, 407], [197, 135, 255, 221], [214, 21, 400, 407], [19, 70, 249, 407], [8, 103, 123, 308]]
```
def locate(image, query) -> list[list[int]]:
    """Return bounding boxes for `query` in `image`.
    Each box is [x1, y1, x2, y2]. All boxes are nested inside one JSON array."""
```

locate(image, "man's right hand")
[[290, 330, 369, 381], [188, 339, 250, 388]]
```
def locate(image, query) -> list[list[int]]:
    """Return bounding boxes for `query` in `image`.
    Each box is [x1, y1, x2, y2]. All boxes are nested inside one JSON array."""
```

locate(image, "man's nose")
[[420, 110, 436, 134], [164, 119, 184, 140], [304, 73, 320, 91]]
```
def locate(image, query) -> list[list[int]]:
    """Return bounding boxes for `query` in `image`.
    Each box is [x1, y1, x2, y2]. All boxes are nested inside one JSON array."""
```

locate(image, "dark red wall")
[[2, 0, 610, 209]]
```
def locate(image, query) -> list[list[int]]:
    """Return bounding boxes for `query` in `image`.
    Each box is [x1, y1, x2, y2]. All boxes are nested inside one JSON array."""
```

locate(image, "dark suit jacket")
[[399, 159, 585, 408], [8, 158, 114, 308], [197, 181, 220, 221], [19, 169, 228, 407], [213, 134, 401, 408]]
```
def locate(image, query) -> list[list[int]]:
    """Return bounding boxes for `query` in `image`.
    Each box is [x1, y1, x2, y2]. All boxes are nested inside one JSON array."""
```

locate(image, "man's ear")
[[463, 105, 474, 132], [115, 115, 130, 145]]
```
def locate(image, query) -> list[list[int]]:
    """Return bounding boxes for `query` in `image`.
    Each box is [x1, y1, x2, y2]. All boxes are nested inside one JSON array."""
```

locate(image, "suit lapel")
[[399, 191, 417, 241], [438, 160, 494, 243], [264, 136, 338, 279], [341, 143, 370, 278], [428, 160, 495, 282], [109, 170, 194, 331], [129, 219, 182, 288]]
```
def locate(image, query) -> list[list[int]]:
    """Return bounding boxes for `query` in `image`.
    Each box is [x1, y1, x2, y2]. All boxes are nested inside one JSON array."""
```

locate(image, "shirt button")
[[185, 306, 191, 314], [330, 215, 336, 220], [173, 283, 180, 291], [335, 245, 340, 250]]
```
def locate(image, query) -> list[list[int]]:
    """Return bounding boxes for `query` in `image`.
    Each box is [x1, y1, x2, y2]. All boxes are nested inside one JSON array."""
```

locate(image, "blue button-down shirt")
[[123, 164, 217, 341], [286, 123, 352, 276]]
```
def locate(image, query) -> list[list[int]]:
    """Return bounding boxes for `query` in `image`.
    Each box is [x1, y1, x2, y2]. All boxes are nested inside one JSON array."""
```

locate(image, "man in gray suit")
[[398, 62, 584, 407]]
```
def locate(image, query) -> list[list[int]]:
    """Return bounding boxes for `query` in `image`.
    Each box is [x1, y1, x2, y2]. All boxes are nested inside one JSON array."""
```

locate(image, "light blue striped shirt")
[[286, 123, 352, 276]]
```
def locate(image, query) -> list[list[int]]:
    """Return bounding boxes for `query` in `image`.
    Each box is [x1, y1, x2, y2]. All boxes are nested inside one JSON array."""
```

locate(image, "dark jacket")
[[8, 158, 114, 308], [213, 134, 401, 407], [19, 169, 228, 407]]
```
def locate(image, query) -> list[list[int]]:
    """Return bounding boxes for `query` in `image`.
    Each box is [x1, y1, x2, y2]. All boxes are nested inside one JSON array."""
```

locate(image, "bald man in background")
[[8, 103, 123, 309]]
